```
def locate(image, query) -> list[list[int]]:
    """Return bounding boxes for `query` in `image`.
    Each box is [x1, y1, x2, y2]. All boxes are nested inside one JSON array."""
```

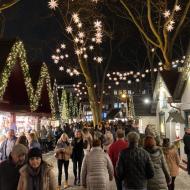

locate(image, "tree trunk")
[[78, 58, 102, 126]]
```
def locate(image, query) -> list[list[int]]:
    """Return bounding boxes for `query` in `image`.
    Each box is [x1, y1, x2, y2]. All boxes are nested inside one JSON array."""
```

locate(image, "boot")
[[74, 178, 77, 185], [64, 180, 69, 189]]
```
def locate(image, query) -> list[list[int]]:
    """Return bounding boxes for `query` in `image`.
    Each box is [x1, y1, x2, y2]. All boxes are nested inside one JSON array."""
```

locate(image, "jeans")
[[73, 157, 83, 181], [115, 176, 122, 190], [57, 159, 69, 185], [168, 177, 176, 190], [187, 154, 190, 174]]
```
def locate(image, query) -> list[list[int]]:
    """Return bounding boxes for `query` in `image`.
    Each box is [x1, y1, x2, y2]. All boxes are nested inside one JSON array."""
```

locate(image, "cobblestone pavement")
[[43, 152, 190, 190]]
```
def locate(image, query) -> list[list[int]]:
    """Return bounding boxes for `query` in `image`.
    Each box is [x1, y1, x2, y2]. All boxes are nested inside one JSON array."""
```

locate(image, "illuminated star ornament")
[[48, 0, 58, 10], [66, 26, 73, 33], [163, 10, 170, 18]]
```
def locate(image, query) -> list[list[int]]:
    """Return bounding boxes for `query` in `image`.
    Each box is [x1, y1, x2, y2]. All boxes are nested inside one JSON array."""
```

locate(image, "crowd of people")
[[0, 120, 189, 190]]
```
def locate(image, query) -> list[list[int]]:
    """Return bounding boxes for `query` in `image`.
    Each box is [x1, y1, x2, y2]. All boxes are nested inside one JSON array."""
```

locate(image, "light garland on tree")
[[162, 3, 182, 32], [48, 1, 104, 75], [0, 40, 34, 110], [69, 92, 74, 119], [60, 89, 69, 122], [32, 63, 56, 117], [52, 43, 80, 76]]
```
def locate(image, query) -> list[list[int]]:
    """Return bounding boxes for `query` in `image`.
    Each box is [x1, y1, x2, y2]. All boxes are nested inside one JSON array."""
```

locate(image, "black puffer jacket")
[[0, 156, 24, 190], [116, 145, 154, 189], [183, 133, 190, 154]]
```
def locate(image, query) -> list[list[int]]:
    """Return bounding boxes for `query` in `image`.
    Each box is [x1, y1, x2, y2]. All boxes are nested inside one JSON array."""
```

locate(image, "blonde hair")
[[59, 133, 69, 142]]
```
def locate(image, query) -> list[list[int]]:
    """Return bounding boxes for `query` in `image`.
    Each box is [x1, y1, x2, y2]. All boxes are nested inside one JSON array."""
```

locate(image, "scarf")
[[26, 164, 45, 190]]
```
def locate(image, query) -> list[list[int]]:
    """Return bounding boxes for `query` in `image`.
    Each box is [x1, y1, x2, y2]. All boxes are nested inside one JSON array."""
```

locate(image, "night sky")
[[1, 0, 190, 84]]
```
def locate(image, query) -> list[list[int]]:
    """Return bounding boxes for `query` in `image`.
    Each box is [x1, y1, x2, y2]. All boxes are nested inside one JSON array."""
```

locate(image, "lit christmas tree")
[[60, 89, 69, 122], [68, 92, 74, 119]]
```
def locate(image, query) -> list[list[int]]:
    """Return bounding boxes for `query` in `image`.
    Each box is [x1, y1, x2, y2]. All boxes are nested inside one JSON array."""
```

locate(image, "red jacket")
[[108, 139, 128, 175]]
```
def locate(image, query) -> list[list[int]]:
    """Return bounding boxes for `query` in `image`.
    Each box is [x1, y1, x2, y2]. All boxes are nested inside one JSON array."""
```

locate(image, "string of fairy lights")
[[48, 1, 188, 104], [0, 40, 56, 117]]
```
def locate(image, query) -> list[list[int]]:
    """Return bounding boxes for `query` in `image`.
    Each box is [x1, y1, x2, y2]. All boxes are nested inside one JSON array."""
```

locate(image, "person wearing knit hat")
[[0, 144, 28, 190], [17, 148, 56, 190]]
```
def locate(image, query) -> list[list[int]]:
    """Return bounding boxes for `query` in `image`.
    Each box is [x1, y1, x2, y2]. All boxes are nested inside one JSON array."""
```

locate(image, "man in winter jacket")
[[108, 129, 128, 190], [0, 129, 17, 161], [116, 132, 154, 190], [0, 144, 28, 190]]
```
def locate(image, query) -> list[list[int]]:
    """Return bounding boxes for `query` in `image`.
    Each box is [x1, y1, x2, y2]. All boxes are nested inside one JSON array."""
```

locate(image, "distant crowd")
[[0, 120, 190, 190]]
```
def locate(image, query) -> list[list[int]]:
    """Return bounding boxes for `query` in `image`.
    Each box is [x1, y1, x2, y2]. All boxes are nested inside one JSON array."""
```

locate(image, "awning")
[[166, 111, 185, 124]]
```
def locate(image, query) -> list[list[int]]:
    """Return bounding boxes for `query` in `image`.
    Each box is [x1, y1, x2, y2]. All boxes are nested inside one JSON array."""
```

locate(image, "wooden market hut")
[[0, 39, 32, 113], [29, 61, 56, 118]]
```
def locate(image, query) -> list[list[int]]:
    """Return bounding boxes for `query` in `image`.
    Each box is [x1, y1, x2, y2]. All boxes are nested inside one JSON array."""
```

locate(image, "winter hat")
[[28, 148, 42, 160], [11, 144, 28, 156]]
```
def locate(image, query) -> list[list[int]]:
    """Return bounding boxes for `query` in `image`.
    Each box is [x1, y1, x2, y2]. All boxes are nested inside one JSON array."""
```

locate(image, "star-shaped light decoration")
[[66, 26, 73, 33], [77, 23, 82, 28], [163, 10, 170, 18], [167, 24, 174, 32], [59, 66, 64, 71], [89, 45, 94, 50], [48, 0, 58, 10], [72, 13, 80, 23], [61, 43, 66, 49], [75, 49, 81, 55], [97, 57, 103, 63], [74, 37, 79, 43], [96, 38, 102, 44], [94, 20, 102, 28], [84, 54, 88, 59], [78, 32, 85, 38], [169, 20, 175, 25], [175, 5, 181, 12]]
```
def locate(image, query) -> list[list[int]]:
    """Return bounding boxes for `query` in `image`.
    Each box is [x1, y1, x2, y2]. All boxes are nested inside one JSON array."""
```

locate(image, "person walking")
[[17, 148, 56, 190], [0, 144, 28, 190], [81, 139, 114, 190], [28, 132, 41, 150], [0, 129, 17, 161], [144, 136, 171, 190], [108, 129, 128, 190], [183, 127, 190, 175], [40, 126, 47, 152], [71, 130, 86, 185], [55, 133, 73, 189], [116, 132, 154, 190], [163, 138, 180, 190], [16, 135, 28, 148]]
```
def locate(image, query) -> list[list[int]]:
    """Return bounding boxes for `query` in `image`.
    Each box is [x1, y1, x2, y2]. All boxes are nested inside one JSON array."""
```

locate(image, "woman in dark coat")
[[71, 130, 87, 185]]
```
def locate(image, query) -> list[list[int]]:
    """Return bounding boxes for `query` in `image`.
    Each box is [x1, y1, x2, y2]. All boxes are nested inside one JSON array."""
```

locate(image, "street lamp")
[[144, 98, 151, 104], [120, 93, 128, 120]]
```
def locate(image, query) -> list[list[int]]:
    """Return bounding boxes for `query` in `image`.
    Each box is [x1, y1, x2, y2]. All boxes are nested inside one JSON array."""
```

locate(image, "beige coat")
[[81, 147, 114, 190], [55, 141, 73, 160], [163, 145, 180, 177], [17, 163, 56, 190]]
